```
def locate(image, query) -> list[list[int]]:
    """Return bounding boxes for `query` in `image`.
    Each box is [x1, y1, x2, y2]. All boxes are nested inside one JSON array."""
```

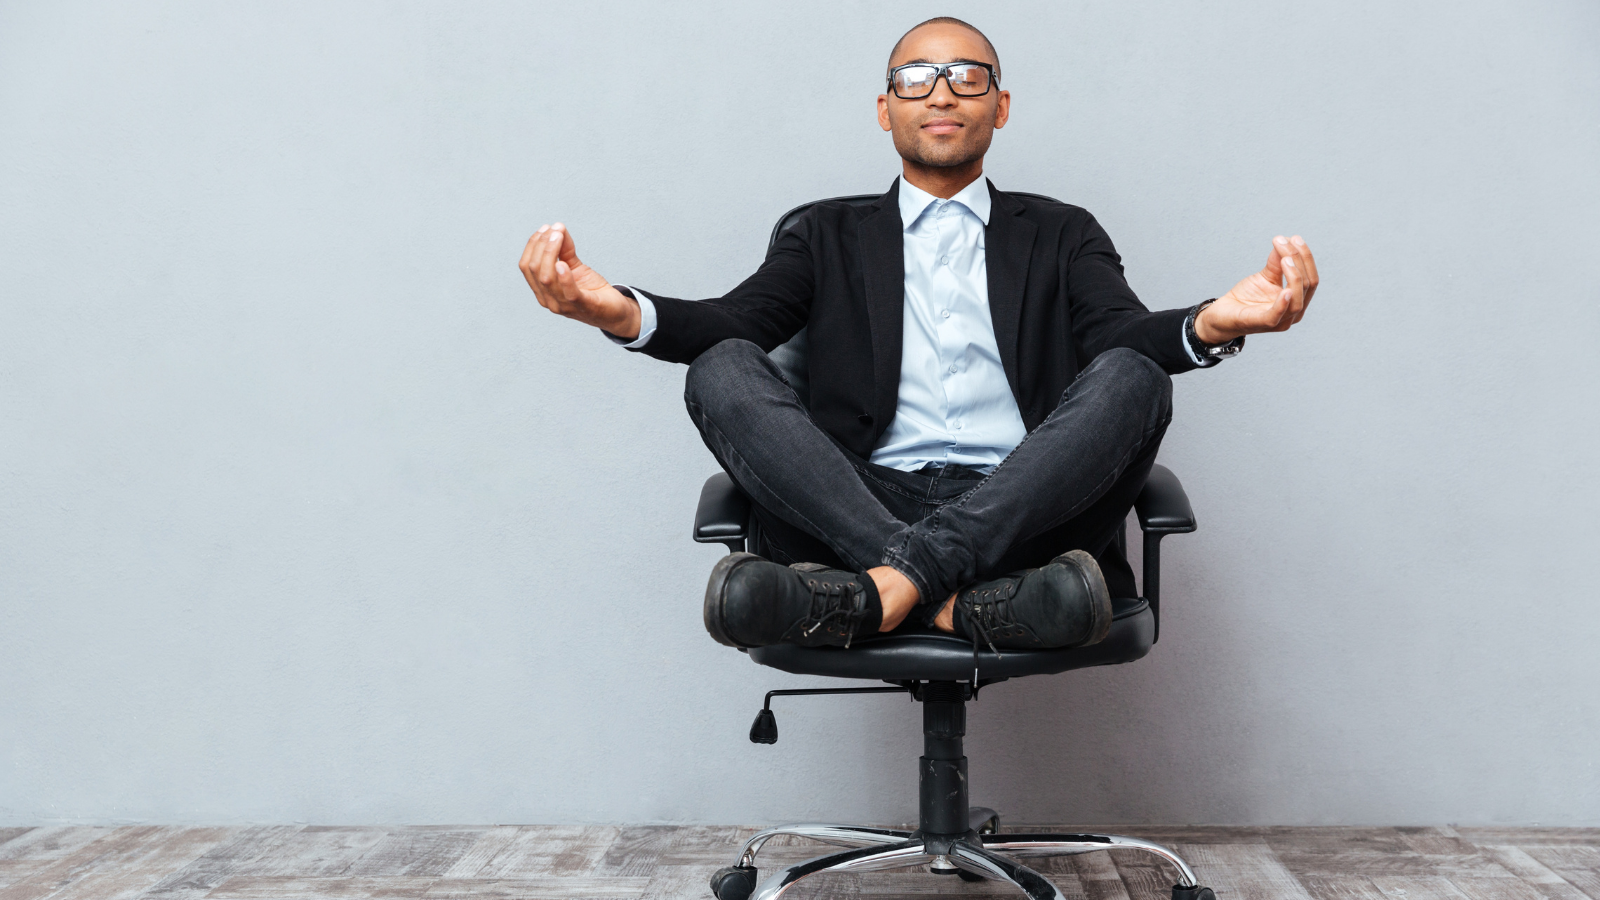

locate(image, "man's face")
[[878, 24, 1009, 170]]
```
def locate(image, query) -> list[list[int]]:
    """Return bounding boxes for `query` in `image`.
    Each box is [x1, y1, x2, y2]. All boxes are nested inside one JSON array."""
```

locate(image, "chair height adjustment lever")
[[748, 686, 909, 744]]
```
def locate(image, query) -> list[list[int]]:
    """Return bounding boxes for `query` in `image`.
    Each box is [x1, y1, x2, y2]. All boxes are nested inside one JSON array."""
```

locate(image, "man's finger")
[[1272, 235, 1304, 325], [1291, 235, 1319, 308], [536, 223, 565, 294], [554, 259, 582, 305], [556, 223, 581, 268], [521, 226, 553, 305], [528, 222, 553, 272], [527, 224, 551, 275], [536, 226, 567, 305], [1261, 236, 1289, 286], [1280, 254, 1305, 328]]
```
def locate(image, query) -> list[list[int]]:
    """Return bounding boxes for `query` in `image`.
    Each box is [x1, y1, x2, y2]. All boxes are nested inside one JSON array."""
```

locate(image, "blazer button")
[[858, 414, 873, 425]]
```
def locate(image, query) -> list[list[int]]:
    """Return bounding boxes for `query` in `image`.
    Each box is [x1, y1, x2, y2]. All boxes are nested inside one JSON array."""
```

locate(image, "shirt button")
[[954, 422, 963, 430], [941, 309, 951, 318], [939, 255, 949, 265], [949, 365, 958, 374]]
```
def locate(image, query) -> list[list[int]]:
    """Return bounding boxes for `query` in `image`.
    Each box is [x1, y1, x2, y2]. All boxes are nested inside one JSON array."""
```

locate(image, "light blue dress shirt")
[[869, 177, 1025, 472], [614, 177, 1203, 473]]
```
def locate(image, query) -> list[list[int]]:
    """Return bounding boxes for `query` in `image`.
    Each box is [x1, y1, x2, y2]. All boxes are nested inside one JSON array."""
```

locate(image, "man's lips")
[[921, 120, 963, 135]]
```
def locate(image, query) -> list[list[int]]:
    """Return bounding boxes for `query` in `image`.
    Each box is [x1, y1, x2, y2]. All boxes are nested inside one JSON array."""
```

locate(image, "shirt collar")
[[897, 175, 992, 230]]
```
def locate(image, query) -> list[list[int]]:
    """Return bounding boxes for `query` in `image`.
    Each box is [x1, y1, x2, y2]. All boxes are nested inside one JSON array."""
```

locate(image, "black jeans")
[[684, 340, 1172, 621]]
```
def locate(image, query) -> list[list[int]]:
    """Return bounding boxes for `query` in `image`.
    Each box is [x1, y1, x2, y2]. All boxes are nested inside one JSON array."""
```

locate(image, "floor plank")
[[422, 876, 649, 899], [1108, 847, 1185, 899], [1299, 875, 1390, 900], [651, 827, 759, 869], [0, 826, 225, 900], [61, 826, 232, 900], [1459, 832, 1600, 847], [0, 826, 109, 862], [638, 864, 731, 900], [1065, 846, 1135, 900], [1480, 845, 1594, 900], [142, 826, 305, 900], [0, 824, 1585, 900], [1449, 875, 1553, 900], [1370, 875, 1474, 899], [230, 828, 390, 878], [438, 829, 521, 880], [1174, 841, 1317, 900], [341, 830, 486, 878], [854, 869, 1021, 896], [1517, 847, 1600, 900], [205, 875, 438, 899], [591, 828, 676, 879], [0, 827, 115, 892], [469, 826, 620, 878]]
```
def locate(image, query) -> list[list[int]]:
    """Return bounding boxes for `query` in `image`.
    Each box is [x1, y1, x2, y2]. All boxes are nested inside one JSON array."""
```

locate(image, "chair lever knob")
[[749, 708, 778, 744]]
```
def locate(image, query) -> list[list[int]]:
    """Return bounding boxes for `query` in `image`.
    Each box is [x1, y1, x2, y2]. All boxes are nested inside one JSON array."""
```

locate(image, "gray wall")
[[2, 0, 1597, 827]]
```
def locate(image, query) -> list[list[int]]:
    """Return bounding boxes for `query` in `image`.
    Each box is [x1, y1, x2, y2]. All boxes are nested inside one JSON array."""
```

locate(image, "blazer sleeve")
[[1064, 213, 1199, 375], [625, 216, 815, 365]]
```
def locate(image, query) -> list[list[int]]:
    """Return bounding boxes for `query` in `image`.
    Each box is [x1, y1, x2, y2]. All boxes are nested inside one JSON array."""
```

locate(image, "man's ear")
[[877, 94, 892, 132], [993, 90, 1010, 129]]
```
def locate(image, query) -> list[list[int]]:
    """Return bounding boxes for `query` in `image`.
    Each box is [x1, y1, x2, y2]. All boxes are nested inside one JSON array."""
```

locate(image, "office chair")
[[691, 194, 1216, 900]]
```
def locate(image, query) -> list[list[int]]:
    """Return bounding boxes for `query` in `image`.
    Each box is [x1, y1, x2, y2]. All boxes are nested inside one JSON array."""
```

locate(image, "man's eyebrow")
[[897, 56, 987, 66]]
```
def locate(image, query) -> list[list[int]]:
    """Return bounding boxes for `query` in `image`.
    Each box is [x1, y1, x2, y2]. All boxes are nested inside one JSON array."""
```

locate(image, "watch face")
[[1208, 338, 1244, 357]]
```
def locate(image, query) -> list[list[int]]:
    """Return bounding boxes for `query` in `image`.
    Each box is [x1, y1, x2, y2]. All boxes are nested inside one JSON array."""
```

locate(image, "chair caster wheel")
[[710, 865, 758, 900], [957, 869, 986, 882], [969, 806, 1000, 834], [1172, 885, 1216, 900]]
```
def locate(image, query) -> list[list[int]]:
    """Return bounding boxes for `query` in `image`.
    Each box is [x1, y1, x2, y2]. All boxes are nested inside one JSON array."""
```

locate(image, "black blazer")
[[634, 178, 1199, 460]]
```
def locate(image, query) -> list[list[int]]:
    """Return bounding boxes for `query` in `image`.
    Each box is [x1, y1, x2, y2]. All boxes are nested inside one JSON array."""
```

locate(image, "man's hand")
[[518, 223, 642, 339], [1195, 235, 1320, 345]]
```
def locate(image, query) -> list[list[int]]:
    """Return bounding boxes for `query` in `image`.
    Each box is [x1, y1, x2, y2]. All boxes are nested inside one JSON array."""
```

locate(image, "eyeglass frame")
[[885, 60, 1000, 100]]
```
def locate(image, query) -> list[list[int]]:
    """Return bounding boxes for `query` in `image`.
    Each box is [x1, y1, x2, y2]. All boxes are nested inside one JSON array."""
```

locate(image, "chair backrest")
[[763, 190, 1063, 404]]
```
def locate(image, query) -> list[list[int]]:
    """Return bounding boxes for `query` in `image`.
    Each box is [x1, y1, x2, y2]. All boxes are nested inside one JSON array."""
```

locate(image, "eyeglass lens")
[[893, 64, 990, 98]]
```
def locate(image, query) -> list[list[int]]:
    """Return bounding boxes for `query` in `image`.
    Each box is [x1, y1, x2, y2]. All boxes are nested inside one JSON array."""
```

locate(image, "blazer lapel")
[[984, 180, 1035, 399], [858, 180, 905, 431]]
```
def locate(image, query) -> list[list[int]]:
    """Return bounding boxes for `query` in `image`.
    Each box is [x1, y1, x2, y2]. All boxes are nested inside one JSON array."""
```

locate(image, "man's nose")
[[925, 75, 959, 107]]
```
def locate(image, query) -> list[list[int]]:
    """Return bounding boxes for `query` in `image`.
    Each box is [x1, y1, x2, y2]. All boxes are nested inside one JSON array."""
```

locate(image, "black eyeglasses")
[[886, 61, 998, 99]]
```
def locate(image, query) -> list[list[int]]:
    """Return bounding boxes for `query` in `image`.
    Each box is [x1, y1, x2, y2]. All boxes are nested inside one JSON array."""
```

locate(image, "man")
[[519, 17, 1318, 656]]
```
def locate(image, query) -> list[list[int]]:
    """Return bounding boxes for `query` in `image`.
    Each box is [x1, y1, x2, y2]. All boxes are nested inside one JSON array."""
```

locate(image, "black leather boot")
[[952, 549, 1113, 651], [704, 553, 879, 649]]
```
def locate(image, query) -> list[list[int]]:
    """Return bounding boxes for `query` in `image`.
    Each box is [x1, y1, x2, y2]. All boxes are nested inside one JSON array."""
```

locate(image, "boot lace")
[[956, 582, 1019, 682], [799, 577, 866, 648]]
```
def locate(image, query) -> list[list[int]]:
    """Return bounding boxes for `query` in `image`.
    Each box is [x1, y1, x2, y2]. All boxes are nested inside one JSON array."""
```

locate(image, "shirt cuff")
[[1180, 311, 1204, 366], [604, 285, 656, 349]]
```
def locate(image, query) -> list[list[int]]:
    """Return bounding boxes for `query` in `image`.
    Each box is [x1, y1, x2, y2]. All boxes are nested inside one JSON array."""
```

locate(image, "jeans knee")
[[1091, 348, 1171, 416], [684, 339, 767, 409]]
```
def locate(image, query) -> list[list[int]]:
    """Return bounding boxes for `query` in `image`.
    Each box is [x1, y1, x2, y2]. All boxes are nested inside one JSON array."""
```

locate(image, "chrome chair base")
[[719, 810, 1204, 900]]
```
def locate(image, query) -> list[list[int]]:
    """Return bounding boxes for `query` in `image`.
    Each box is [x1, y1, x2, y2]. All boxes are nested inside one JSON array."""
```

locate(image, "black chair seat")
[[747, 596, 1153, 681]]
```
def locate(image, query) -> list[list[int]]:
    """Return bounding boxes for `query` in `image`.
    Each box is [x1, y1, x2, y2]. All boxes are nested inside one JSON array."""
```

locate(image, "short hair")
[[887, 17, 1000, 78]]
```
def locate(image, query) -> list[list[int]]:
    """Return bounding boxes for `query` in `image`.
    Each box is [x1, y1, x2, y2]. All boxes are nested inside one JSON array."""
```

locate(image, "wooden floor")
[[0, 824, 1596, 900]]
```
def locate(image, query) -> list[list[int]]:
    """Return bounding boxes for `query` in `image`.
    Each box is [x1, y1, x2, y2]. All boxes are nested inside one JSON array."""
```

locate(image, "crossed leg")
[[684, 340, 1171, 629]]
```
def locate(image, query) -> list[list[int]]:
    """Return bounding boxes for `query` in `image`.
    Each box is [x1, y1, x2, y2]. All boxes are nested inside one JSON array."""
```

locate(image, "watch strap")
[[1185, 299, 1245, 367]]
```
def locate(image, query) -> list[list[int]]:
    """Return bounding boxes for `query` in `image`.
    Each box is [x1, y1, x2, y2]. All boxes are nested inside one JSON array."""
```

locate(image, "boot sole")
[[1054, 549, 1113, 647], [704, 551, 762, 648]]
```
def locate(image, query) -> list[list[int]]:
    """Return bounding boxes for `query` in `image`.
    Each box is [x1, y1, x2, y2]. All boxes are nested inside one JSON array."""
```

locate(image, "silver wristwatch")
[[1184, 299, 1244, 367]]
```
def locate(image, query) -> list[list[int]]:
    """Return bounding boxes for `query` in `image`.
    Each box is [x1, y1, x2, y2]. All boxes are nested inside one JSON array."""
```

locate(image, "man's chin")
[[903, 146, 983, 169]]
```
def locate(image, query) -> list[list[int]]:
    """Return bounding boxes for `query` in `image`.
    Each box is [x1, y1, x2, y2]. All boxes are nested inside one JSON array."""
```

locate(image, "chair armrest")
[[694, 473, 750, 552], [1135, 464, 1197, 534], [1133, 464, 1195, 644]]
